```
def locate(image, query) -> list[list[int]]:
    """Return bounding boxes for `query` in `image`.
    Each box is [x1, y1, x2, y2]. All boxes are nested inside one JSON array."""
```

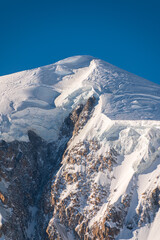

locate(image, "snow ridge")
[[0, 56, 160, 239], [0, 55, 160, 142]]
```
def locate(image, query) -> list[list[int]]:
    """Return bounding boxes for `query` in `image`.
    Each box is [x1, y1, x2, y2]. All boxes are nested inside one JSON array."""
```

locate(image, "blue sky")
[[0, 0, 160, 84]]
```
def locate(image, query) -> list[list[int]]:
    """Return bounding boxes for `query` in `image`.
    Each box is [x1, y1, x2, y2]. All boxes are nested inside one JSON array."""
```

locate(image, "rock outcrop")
[[0, 131, 56, 239], [0, 97, 96, 240], [0, 55, 160, 240]]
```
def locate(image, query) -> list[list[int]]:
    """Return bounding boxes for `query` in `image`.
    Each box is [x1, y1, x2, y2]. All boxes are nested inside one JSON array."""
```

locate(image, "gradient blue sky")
[[0, 0, 160, 84]]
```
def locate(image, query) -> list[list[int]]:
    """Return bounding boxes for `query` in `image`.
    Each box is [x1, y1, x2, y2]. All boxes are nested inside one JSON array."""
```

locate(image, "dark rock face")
[[46, 139, 119, 240], [2, 96, 159, 240], [60, 104, 84, 138], [60, 96, 96, 138], [0, 132, 56, 240], [73, 96, 96, 136], [0, 96, 97, 240]]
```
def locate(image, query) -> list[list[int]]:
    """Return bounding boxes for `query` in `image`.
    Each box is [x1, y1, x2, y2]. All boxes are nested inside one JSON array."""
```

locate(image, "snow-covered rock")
[[0, 55, 160, 240], [0, 55, 160, 143]]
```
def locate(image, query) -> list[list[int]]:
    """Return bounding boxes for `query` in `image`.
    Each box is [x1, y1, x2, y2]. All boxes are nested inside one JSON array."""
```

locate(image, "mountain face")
[[0, 55, 160, 240]]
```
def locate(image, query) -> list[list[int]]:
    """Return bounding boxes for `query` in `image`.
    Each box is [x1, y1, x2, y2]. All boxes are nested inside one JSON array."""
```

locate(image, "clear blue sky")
[[0, 0, 160, 84]]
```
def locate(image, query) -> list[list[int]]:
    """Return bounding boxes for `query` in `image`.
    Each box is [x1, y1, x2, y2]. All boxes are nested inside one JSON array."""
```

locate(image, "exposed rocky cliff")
[[0, 56, 160, 240], [0, 96, 97, 239], [0, 131, 54, 239]]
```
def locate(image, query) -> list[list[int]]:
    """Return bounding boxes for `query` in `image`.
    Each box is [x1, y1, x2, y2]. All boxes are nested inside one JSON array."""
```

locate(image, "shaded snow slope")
[[0, 55, 160, 142]]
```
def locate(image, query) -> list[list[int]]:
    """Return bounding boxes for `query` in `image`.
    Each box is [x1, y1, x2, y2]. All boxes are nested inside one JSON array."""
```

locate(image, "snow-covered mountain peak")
[[0, 55, 160, 143], [0, 56, 160, 240]]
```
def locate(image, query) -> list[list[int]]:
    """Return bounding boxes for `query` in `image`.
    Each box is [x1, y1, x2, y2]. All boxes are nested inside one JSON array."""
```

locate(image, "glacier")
[[0, 55, 160, 240], [0, 55, 160, 143]]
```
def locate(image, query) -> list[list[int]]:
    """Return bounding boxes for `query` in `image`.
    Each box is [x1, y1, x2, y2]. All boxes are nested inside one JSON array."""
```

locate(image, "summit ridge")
[[0, 55, 160, 142]]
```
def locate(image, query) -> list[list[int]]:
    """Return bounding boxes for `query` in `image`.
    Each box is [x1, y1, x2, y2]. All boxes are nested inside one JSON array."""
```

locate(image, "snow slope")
[[0, 56, 160, 240], [0, 55, 160, 142]]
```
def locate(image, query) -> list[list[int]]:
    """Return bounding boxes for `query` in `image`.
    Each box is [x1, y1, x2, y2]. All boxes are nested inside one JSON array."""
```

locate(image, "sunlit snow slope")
[[0, 55, 160, 142], [0, 56, 160, 240]]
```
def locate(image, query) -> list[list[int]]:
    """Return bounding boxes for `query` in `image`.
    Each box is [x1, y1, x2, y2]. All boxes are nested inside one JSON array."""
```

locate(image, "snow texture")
[[0, 55, 160, 142], [0, 55, 160, 240]]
